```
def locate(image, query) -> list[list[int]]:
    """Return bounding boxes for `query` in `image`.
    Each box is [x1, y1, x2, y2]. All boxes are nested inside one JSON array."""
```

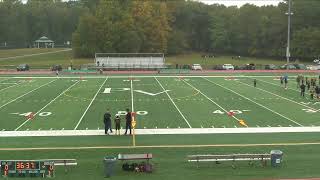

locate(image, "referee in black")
[[300, 83, 306, 97], [124, 108, 132, 135], [103, 109, 112, 135]]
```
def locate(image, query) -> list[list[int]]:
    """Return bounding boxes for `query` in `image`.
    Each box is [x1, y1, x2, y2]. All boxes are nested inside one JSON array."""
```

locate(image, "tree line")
[[0, 0, 320, 60]]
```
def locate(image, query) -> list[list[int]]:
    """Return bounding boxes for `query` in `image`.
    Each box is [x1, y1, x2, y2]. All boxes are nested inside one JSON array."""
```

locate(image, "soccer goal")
[[95, 53, 166, 70]]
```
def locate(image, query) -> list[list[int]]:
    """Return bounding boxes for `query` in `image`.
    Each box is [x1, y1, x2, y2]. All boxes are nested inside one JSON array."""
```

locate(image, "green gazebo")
[[34, 36, 54, 48]]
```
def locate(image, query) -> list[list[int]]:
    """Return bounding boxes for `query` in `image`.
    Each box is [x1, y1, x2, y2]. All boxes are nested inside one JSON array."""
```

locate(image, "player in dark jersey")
[[284, 75, 288, 89], [103, 109, 112, 135], [300, 83, 306, 97], [253, 79, 257, 87], [114, 114, 121, 135], [124, 108, 132, 135]]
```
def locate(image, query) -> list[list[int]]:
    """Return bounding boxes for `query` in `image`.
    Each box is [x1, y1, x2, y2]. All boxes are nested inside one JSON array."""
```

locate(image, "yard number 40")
[[17, 112, 52, 117]]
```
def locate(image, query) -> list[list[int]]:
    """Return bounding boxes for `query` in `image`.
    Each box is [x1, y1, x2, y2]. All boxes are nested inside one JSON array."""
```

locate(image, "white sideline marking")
[[182, 78, 240, 124], [154, 77, 192, 128], [238, 80, 318, 111], [74, 77, 108, 130], [2, 127, 320, 137], [0, 79, 57, 110], [203, 77, 303, 127], [0, 83, 20, 93], [15, 81, 80, 131], [2, 142, 320, 151], [130, 77, 134, 112], [4, 75, 315, 79], [0, 49, 71, 61]]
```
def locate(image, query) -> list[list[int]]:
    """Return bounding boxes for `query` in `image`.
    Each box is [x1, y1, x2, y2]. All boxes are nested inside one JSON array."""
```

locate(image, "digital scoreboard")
[[0, 160, 54, 178]]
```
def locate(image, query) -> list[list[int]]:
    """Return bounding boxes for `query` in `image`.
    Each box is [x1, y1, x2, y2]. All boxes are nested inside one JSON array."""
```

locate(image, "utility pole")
[[286, 0, 293, 69]]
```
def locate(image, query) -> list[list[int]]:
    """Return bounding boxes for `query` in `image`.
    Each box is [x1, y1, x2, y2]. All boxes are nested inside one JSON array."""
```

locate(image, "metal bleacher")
[[95, 53, 166, 70]]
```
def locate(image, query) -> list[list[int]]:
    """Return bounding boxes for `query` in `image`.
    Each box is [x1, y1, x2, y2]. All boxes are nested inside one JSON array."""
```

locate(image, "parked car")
[[182, 64, 191, 70], [213, 65, 224, 70], [222, 64, 234, 70], [313, 59, 320, 64], [191, 64, 202, 70], [16, 64, 30, 71], [293, 64, 306, 70], [234, 65, 246, 70], [280, 64, 296, 70], [306, 65, 320, 70], [51, 64, 62, 71], [265, 64, 279, 70], [245, 63, 255, 70]]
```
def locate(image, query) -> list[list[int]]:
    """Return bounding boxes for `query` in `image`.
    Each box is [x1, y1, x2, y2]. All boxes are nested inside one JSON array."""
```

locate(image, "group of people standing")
[[296, 75, 320, 99], [103, 108, 132, 135]]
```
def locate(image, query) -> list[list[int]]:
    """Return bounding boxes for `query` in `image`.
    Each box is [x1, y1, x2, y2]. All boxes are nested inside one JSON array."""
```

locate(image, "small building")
[[34, 36, 54, 48]]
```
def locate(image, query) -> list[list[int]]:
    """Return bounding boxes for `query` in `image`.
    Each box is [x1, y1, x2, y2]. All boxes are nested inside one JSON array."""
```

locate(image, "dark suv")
[[51, 65, 62, 71], [17, 64, 30, 71]]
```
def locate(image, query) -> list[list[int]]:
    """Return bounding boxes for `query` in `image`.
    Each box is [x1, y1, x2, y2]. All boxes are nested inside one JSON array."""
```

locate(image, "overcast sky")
[[195, 0, 284, 7]]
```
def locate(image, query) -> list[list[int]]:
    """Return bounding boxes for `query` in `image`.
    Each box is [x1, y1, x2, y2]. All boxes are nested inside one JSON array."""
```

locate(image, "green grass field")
[[1, 133, 320, 180], [1, 74, 320, 180], [0, 75, 320, 131]]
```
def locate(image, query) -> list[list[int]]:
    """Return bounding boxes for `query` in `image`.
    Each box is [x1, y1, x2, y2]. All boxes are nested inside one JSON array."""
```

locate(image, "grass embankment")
[[0, 48, 91, 69], [0, 49, 302, 70]]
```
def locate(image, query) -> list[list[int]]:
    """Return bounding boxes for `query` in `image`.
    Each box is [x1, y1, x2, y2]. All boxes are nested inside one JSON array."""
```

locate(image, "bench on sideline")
[[187, 154, 270, 168], [118, 154, 152, 162]]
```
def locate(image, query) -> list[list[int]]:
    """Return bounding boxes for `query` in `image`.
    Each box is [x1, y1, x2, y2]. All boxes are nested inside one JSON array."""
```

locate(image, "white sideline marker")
[[74, 77, 108, 130]]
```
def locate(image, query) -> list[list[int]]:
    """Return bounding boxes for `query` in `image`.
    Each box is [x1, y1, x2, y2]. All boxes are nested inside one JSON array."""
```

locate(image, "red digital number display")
[[16, 162, 37, 170]]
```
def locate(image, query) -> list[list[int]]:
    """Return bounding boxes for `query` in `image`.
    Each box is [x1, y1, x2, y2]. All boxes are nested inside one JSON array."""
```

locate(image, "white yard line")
[[203, 77, 304, 127], [0, 79, 57, 110], [0, 83, 20, 93], [15, 81, 80, 131], [238, 80, 318, 111], [181, 78, 240, 123], [154, 77, 192, 128], [74, 77, 108, 130], [0, 49, 71, 61], [130, 77, 134, 112]]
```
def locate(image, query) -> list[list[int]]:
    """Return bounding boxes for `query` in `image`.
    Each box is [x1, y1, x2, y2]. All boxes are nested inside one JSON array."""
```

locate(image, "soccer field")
[[0, 75, 319, 132]]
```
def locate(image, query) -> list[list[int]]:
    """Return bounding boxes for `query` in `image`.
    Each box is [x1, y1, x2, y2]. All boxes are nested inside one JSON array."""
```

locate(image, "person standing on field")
[[114, 114, 121, 135], [124, 108, 132, 135], [253, 79, 257, 87], [104, 109, 112, 135], [300, 83, 306, 97]]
